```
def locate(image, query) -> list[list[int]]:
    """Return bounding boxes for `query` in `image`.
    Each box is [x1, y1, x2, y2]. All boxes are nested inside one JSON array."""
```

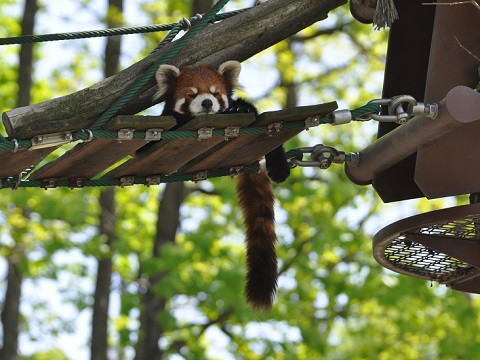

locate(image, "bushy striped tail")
[[236, 172, 278, 311]]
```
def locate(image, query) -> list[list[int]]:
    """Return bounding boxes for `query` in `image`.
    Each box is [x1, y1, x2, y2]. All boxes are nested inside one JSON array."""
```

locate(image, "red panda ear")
[[154, 64, 180, 100], [218, 61, 241, 89]]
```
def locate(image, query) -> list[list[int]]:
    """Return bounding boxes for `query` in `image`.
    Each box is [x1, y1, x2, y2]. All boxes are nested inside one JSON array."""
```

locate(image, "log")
[[2, 0, 346, 139]]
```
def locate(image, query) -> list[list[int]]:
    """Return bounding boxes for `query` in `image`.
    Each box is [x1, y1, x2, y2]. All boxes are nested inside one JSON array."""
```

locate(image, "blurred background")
[[0, 0, 476, 359]]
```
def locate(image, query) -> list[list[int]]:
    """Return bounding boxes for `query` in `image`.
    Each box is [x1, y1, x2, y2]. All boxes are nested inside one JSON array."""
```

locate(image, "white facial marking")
[[174, 98, 186, 114], [190, 87, 198, 94], [210, 85, 216, 93], [221, 94, 229, 109], [189, 94, 220, 116]]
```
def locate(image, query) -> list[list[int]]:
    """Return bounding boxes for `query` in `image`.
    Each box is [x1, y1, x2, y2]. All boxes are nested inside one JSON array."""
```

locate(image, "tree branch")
[[290, 21, 352, 42], [3, 0, 346, 139]]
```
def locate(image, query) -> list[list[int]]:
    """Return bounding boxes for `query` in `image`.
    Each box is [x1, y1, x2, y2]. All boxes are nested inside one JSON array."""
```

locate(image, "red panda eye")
[[212, 92, 219, 97], [187, 94, 197, 99]]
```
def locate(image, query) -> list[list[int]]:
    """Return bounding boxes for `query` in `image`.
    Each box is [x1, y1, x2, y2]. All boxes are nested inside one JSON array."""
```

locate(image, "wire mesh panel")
[[373, 204, 480, 293]]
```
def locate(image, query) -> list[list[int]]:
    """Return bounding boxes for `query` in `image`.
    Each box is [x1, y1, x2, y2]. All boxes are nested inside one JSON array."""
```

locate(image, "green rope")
[[0, 163, 261, 189], [90, 0, 232, 131], [0, 10, 247, 46], [351, 103, 381, 120], [0, 104, 375, 153]]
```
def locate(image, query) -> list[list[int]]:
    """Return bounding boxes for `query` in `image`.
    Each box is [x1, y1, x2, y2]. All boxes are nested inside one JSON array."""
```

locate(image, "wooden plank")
[[104, 113, 256, 178], [30, 115, 176, 180], [182, 102, 337, 173], [0, 148, 53, 178]]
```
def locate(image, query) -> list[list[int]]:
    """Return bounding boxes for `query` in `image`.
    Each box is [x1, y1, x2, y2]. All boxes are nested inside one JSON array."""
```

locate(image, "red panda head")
[[154, 61, 241, 117]]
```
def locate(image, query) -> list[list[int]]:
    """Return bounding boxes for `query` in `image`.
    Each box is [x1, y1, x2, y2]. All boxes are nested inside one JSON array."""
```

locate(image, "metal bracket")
[[267, 122, 282, 136], [224, 126, 240, 140], [69, 178, 84, 189], [119, 176, 135, 187], [229, 166, 243, 178], [197, 127, 214, 141], [117, 129, 135, 142], [145, 129, 163, 141], [30, 131, 73, 150], [145, 175, 162, 187], [305, 117, 321, 129], [42, 179, 57, 190], [193, 171, 208, 182]]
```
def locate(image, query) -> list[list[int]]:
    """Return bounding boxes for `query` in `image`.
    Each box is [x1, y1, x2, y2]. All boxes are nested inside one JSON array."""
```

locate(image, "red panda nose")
[[202, 99, 213, 109]]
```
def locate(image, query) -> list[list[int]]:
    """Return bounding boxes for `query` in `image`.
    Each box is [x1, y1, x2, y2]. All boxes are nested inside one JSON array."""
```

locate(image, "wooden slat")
[[182, 103, 337, 173], [0, 148, 53, 178], [30, 115, 176, 180], [104, 113, 256, 178]]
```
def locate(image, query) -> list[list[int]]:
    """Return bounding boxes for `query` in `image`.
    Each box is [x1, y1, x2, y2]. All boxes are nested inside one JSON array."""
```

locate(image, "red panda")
[[154, 61, 290, 311]]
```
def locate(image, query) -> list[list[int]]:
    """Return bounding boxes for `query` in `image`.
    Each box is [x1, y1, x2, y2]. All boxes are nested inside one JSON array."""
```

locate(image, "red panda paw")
[[224, 98, 258, 115]]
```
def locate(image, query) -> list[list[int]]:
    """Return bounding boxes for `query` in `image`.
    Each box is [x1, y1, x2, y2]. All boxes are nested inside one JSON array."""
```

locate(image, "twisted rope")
[[0, 9, 247, 46]]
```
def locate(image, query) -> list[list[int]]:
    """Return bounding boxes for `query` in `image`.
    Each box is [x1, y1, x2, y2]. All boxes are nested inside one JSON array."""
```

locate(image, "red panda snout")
[[188, 93, 222, 115]]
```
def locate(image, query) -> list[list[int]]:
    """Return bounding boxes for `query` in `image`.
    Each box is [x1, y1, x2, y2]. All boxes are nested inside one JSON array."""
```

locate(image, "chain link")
[[288, 144, 359, 169], [367, 95, 438, 124]]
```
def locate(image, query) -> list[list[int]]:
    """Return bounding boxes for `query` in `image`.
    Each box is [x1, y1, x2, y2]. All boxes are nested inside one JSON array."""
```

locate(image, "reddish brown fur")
[[236, 172, 278, 311], [174, 65, 229, 105], [158, 62, 280, 311]]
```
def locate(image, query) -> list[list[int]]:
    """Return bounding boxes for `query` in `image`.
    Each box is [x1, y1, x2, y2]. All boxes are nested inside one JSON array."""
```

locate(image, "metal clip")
[[145, 129, 163, 141], [224, 127, 240, 140], [197, 127, 214, 141], [267, 122, 282, 135], [305, 117, 321, 129], [69, 178, 84, 189], [117, 129, 135, 142], [181, 17, 192, 30], [145, 175, 162, 187], [193, 171, 208, 183], [369, 95, 418, 124], [30, 131, 74, 150], [229, 166, 243, 178], [11, 139, 19, 153], [82, 129, 93, 142], [42, 179, 57, 190], [119, 176, 135, 188], [331, 110, 354, 125]]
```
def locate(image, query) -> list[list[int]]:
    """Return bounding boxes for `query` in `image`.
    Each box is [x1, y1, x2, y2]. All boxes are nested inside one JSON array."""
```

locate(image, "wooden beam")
[[181, 103, 337, 173], [2, 0, 346, 139], [104, 113, 256, 178], [29, 115, 176, 180]]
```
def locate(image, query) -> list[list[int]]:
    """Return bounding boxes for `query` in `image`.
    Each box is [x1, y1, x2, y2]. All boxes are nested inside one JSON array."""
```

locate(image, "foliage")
[[1, 0, 479, 359]]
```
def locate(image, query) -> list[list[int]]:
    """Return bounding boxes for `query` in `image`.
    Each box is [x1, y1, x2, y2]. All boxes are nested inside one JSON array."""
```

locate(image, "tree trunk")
[[91, 1, 122, 359], [3, 0, 346, 139], [134, 2, 211, 356], [0, 258, 23, 360], [0, 1, 38, 359]]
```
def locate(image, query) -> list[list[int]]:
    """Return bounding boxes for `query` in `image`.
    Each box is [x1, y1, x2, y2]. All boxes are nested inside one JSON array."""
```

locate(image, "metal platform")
[[373, 204, 480, 293]]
